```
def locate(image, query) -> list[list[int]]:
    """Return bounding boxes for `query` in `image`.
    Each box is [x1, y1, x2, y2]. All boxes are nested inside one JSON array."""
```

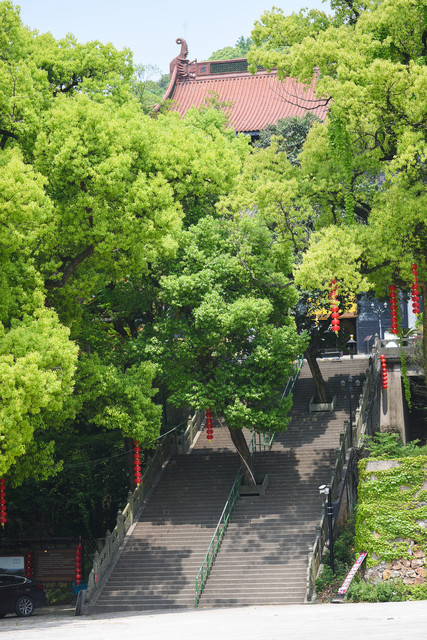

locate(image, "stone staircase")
[[91, 356, 369, 613], [199, 357, 369, 606], [91, 427, 244, 613]]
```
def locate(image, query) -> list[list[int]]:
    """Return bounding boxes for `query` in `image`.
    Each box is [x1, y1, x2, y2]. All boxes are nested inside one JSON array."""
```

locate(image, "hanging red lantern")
[[389, 285, 399, 335], [206, 408, 213, 440], [25, 550, 34, 578], [133, 441, 142, 486], [329, 280, 340, 334], [411, 263, 421, 314], [380, 354, 388, 389], [0, 477, 6, 528], [75, 542, 82, 586]]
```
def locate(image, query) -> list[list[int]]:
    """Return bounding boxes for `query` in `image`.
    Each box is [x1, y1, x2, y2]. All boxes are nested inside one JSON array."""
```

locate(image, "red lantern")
[[411, 264, 421, 315], [0, 477, 6, 527], [380, 354, 387, 389], [206, 408, 213, 440], [25, 550, 34, 578], [133, 441, 142, 486], [75, 543, 82, 586], [329, 280, 340, 334], [389, 285, 399, 335]]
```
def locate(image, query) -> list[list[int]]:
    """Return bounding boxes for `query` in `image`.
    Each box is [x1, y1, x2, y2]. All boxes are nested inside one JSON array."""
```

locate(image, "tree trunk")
[[227, 425, 256, 485], [304, 347, 327, 403]]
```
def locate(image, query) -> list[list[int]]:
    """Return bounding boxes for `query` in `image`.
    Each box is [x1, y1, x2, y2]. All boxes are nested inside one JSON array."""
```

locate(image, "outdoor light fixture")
[[370, 301, 388, 340], [340, 376, 360, 448], [319, 484, 334, 573], [346, 334, 357, 358]]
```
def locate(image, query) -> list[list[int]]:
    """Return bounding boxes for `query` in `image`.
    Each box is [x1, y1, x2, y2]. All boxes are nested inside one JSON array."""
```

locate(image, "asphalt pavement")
[[1, 601, 426, 640]]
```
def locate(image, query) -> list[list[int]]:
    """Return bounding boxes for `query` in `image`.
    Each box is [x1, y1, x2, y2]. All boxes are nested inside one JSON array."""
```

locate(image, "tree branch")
[[0, 128, 18, 149], [45, 245, 95, 289]]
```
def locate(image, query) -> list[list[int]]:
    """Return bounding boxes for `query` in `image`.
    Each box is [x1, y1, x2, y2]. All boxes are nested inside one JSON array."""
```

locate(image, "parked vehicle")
[[0, 574, 46, 617]]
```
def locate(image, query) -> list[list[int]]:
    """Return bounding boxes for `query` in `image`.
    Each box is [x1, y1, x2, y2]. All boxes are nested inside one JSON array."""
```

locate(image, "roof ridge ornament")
[[170, 37, 196, 79]]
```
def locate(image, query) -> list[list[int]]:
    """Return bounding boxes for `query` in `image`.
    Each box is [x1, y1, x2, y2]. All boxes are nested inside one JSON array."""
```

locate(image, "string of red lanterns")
[[0, 477, 6, 528], [206, 408, 213, 440], [380, 354, 388, 390], [25, 550, 34, 578], [389, 285, 399, 335], [75, 541, 82, 586], [411, 263, 421, 315], [329, 279, 340, 334], [133, 441, 142, 486]]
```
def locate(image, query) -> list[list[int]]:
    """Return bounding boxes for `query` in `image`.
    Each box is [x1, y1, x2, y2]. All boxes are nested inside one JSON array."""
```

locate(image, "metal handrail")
[[250, 355, 304, 454], [195, 357, 305, 607], [195, 469, 243, 606], [281, 355, 304, 400], [306, 351, 378, 601]]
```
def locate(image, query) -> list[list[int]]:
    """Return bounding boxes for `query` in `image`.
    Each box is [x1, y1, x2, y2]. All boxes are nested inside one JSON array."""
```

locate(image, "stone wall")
[[364, 546, 426, 586]]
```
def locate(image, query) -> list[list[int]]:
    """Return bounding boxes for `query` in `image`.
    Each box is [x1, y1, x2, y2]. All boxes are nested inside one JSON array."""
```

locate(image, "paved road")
[[1, 602, 426, 640]]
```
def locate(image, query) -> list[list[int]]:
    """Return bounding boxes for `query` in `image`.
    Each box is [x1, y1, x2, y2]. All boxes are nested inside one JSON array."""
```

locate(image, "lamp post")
[[347, 334, 357, 359], [340, 375, 360, 448], [370, 301, 388, 340], [319, 484, 334, 573]]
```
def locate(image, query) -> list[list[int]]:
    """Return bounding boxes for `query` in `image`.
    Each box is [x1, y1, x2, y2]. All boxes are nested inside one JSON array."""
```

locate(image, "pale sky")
[[15, 0, 331, 78]]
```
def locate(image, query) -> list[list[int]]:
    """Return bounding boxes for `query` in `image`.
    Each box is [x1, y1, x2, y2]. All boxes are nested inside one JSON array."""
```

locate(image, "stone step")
[[91, 358, 368, 613]]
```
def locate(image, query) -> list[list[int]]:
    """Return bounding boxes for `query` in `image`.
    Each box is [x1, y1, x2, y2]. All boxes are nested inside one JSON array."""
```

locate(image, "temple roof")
[[157, 39, 329, 134]]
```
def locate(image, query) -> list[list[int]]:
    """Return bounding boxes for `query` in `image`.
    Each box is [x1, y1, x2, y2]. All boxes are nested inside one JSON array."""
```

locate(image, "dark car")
[[0, 574, 47, 617]]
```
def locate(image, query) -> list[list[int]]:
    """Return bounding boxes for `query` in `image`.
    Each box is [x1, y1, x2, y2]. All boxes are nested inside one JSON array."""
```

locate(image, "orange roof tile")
[[171, 70, 328, 132], [157, 41, 329, 133]]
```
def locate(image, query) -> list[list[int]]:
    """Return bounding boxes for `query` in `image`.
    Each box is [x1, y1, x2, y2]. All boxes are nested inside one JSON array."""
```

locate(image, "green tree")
[[131, 64, 167, 110], [209, 36, 254, 60], [0, 308, 78, 480], [0, 2, 249, 487], [145, 216, 307, 483], [220, 113, 338, 402], [256, 113, 321, 163], [249, 0, 427, 367]]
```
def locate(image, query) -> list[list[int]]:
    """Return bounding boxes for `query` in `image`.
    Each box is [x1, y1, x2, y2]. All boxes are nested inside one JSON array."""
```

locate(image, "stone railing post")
[[307, 545, 314, 596], [343, 419, 350, 450], [117, 510, 125, 544], [127, 491, 134, 523], [87, 551, 99, 599], [105, 530, 112, 562]]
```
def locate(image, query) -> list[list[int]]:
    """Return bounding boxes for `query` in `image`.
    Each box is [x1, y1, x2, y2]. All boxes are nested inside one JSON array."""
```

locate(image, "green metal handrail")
[[281, 355, 304, 400], [253, 355, 304, 451], [195, 468, 243, 606], [194, 355, 305, 607], [249, 356, 304, 453]]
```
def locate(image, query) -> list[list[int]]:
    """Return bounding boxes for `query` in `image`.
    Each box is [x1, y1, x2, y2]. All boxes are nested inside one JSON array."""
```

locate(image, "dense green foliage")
[[248, 0, 426, 364], [2, 0, 425, 542], [356, 456, 427, 566], [7, 430, 129, 539], [1, 1, 305, 530], [0, 0, 251, 491], [363, 432, 427, 459], [209, 36, 253, 61], [347, 576, 427, 602], [145, 216, 306, 432], [256, 113, 321, 164], [315, 517, 356, 597]]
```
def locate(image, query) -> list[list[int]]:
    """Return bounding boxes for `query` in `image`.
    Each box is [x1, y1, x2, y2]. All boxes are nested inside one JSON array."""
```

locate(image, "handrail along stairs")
[[195, 356, 304, 606]]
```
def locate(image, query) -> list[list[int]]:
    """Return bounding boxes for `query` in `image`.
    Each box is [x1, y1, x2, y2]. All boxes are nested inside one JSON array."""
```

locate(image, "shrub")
[[363, 432, 427, 459]]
